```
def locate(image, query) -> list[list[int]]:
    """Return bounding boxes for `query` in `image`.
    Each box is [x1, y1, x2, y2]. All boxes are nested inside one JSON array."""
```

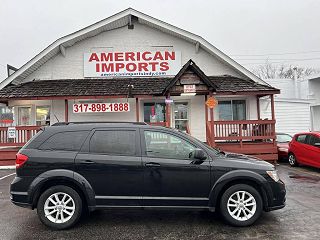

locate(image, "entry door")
[[141, 129, 211, 207], [75, 128, 143, 206], [173, 102, 189, 132]]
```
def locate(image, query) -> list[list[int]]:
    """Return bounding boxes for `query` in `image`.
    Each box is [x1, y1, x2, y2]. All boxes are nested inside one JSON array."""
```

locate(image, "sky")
[[1, 0, 320, 80]]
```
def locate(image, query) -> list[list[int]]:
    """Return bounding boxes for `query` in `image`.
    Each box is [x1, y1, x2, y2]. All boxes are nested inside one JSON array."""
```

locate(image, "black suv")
[[11, 122, 286, 229]]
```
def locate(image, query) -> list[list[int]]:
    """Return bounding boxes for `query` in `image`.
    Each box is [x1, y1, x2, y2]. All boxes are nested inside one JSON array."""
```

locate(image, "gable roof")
[[0, 8, 268, 89], [162, 59, 217, 95]]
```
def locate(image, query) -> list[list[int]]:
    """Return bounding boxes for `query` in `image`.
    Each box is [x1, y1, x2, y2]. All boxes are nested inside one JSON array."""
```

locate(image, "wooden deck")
[[207, 120, 277, 161]]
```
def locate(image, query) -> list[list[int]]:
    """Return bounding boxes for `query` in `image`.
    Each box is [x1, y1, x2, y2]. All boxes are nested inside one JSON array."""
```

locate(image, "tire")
[[220, 184, 263, 227], [288, 153, 299, 167], [37, 185, 83, 230]]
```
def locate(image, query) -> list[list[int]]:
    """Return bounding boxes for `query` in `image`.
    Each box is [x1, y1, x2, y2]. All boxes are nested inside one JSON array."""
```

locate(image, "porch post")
[[166, 94, 171, 127], [270, 94, 275, 120], [64, 99, 68, 123], [270, 94, 277, 163], [257, 95, 260, 119], [205, 95, 208, 144], [209, 92, 215, 147], [135, 98, 139, 122]]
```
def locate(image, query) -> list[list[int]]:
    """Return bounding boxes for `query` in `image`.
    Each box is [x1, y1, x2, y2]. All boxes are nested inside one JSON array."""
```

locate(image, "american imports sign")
[[84, 51, 181, 77]]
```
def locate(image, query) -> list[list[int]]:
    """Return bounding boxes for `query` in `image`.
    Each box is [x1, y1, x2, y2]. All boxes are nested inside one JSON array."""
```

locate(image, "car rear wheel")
[[220, 184, 263, 227], [288, 153, 299, 167], [37, 185, 82, 230]]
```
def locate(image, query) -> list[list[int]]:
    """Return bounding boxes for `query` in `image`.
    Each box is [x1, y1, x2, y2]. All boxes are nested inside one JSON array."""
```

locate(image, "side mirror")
[[190, 149, 207, 161], [314, 143, 320, 147]]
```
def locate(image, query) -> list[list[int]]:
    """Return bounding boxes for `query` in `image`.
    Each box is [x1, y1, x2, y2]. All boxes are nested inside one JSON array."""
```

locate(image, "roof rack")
[[51, 122, 148, 126]]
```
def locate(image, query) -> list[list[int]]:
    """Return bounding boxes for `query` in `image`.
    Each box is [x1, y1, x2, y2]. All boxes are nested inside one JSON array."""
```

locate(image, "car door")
[[75, 128, 143, 206], [305, 134, 320, 168], [294, 134, 308, 164], [141, 129, 211, 208]]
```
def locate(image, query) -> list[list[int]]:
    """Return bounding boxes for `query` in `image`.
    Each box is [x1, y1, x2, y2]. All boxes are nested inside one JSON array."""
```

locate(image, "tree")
[[251, 60, 320, 79]]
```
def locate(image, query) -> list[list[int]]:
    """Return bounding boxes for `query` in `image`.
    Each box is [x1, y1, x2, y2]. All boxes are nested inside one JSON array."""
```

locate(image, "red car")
[[276, 133, 292, 160], [288, 132, 320, 168]]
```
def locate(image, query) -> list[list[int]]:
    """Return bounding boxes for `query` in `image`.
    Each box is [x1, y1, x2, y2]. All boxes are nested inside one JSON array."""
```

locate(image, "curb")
[[0, 166, 15, 170]]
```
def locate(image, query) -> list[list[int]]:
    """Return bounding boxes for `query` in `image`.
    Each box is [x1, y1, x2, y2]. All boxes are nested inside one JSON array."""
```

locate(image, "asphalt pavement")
[[0, 164, 320, 240]]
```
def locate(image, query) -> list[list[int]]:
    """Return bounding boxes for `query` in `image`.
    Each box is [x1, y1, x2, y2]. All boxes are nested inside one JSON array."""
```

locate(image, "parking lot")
[[0, 164, 319, 240]]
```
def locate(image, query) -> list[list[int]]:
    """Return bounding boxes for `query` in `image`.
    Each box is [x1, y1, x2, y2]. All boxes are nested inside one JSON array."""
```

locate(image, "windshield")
[[277, 134, 292, 143]]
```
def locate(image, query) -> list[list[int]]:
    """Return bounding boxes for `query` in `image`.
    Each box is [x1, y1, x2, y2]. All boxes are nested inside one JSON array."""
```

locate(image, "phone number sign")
[[73, 103, 130, 113]]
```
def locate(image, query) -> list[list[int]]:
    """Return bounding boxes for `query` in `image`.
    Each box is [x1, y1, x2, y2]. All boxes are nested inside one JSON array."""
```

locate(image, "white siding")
[[311, 105, 320, 131], [22, 22, 243, 83], [260, 99, 311, 135]]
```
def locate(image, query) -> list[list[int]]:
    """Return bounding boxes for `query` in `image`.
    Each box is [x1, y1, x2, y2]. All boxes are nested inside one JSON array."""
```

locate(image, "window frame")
[[140, 129, 208, 161], [17, 106, 33, 126], [218, 99, 247, 121], [143, 101, 167, 124], [87, 128, 140, 157], [36, 105, 51, 126]]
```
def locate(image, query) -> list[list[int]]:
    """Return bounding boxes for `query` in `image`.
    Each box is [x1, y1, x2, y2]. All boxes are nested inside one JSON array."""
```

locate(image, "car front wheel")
[[220, 184, 263, 227], [288, 153, 298, 167], [37, 185, 83, 230]]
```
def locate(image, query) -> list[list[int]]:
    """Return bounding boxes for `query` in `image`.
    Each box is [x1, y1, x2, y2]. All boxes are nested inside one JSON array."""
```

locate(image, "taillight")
[[16, 153, 28, 169]]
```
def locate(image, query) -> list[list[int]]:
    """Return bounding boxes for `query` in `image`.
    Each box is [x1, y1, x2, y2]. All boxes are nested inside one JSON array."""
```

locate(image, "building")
[[0, 8, 279, 163], [260, 78, 311, 136], [260, 75, 320, 136]]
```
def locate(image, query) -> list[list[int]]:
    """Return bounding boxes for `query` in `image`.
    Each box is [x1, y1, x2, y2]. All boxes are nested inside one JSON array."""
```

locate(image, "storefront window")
[[143, 103, 166, 123], [36, 106, 50, 126], [218, 100, 246, 120], [18, 107, 32, 126], [0, 106, 14, 126]]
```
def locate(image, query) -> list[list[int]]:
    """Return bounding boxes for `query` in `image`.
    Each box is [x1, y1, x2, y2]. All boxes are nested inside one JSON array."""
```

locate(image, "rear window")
[[89, 130, 136, 155], [39, 131, 89, 151], [296, 134, 307, 143]]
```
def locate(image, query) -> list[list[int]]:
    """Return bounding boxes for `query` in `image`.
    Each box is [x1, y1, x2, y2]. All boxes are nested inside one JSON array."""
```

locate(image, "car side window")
[[144, 131, 196, 160], [39, 131, 89, 151], [309, 135, 320, 146], [296, 134, 307, 143], [90, 130, 136, 155]]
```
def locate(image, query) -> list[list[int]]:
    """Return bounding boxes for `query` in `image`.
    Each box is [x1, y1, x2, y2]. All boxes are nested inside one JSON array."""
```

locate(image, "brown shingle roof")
[[0, 76, 278, 99]]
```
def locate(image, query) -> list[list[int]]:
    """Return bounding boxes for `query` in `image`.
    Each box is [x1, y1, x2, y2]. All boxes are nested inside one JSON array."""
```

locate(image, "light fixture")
[[180, 93, 196, 96]]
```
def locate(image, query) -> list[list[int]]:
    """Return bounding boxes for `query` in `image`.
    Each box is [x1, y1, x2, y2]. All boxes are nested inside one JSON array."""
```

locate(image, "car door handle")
[[80, 160, 95, 164], [145, 162, 161, 167]]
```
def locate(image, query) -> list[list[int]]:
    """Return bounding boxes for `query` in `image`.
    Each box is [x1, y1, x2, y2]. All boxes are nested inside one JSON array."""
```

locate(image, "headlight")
[[278, 148, 288, 152], [266, 170, 280, 182]]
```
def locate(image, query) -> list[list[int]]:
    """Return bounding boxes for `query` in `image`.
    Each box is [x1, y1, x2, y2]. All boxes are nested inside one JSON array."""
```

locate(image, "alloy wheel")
[[44, 192, 75, 224], [227, 190, 257, 221], [289, 154, 296, 166]]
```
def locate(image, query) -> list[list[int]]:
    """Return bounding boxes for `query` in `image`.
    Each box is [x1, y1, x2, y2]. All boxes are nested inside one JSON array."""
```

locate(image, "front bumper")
[[265, 179, 286, 212]]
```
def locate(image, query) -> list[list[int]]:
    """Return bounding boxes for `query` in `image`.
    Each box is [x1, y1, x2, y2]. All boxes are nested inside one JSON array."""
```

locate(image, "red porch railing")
[[212, 120, 276, 142], [206, 120, 277, 161], [0, 126, 41, 147]]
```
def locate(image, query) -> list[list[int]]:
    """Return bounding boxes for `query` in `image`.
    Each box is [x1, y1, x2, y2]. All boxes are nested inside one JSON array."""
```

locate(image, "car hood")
[[215, 152, 274, 171]]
